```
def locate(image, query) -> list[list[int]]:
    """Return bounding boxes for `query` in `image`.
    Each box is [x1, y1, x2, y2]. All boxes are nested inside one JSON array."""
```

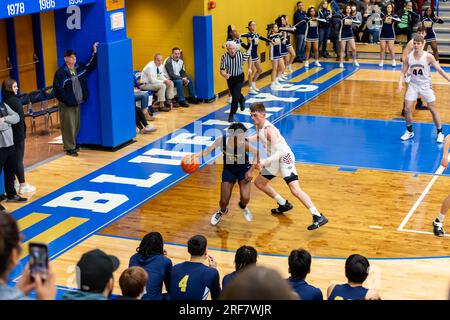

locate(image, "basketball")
[[181, 154, 200, 174]]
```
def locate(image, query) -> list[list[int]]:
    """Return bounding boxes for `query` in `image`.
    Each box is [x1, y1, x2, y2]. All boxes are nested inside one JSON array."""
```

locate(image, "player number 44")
[[178, 275, 189, 293], [412, 69, 423, 76]]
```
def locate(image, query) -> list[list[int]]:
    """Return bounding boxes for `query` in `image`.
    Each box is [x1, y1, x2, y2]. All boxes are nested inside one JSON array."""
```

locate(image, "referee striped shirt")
[[220, 51, 250, 77]]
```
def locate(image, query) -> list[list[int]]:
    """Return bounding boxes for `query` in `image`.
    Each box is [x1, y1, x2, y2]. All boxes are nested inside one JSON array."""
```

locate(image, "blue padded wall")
[[193, 15, 214, 100]]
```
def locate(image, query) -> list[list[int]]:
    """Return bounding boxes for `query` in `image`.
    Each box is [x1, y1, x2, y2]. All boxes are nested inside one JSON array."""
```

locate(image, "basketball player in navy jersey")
[[169, 235, 221, 300], [433, 134, 450, 236], [196, 122, 256, 226], [248, 103, 328, 230]]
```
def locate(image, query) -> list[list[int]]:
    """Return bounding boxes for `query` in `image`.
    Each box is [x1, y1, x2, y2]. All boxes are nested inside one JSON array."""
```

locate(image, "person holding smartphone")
[[0, 213, 56, 300]]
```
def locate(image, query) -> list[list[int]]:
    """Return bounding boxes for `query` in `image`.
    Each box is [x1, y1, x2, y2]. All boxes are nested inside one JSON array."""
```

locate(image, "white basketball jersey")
[[257, 120, 291, 156], [407, 51, 431, 86]]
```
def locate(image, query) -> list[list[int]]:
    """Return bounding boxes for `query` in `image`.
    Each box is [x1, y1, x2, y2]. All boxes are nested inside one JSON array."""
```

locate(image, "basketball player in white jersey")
[[397, 34, 450, 143], [247, 103, 328, 230]]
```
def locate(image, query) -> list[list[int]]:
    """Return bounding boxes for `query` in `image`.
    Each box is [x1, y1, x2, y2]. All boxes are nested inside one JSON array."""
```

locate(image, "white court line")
[[400, 228, 450, 237], [397, 154, 450, 231]]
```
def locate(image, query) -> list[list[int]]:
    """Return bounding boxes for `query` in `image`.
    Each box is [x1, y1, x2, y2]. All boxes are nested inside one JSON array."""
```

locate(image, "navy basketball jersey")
[[328, 284, 368, 300], [222, 134, 249, 168]]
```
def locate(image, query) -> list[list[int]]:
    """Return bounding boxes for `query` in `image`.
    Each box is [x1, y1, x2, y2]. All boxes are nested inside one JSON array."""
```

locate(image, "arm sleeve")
[[164, 259, 173, 294], [85, 52, 97, 73], [179, 61, 187, 78], [3, 104, 19, 125], [209, 269, 221, 300], [164, 59, 178, 80], [53, 71, 71, 104], [220, 54, 227, 71], [241, 42, 250, 50], [258, 35, 271, 43]]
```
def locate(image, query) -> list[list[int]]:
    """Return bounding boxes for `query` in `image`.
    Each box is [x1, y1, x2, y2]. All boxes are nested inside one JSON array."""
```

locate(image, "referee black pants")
[[0, 145, 18, 198], [227, 73, 245, 117]]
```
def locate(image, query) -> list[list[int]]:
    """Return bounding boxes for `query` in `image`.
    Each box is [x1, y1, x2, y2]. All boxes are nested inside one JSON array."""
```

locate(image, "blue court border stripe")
[[96, 233, 450, 261]]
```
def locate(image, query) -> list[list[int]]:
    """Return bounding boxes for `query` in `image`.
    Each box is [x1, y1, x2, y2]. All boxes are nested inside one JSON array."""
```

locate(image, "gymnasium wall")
[[14, 14, 37, 93], [210, 0, 318, 93], [0, 20, 9, 86], [126, 0, 204, 75], [41, 11, 58, 87]]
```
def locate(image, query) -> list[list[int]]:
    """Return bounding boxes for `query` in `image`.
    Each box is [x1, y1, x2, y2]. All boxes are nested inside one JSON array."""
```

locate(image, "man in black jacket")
[[164, 48, 199, 108], [53, 42, 98, 157]]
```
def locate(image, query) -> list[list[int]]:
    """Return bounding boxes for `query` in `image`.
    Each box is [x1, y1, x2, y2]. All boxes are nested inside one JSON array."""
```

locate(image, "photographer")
[[0, 213, 56, 300]]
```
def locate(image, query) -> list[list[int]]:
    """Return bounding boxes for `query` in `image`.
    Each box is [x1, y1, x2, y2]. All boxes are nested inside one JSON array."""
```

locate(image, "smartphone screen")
[[29, 243, 48, 280]]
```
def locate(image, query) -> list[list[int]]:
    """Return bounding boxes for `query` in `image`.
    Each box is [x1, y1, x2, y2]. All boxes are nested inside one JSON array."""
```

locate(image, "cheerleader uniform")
[[279, 26, 295, 57], [379, 14, 401, 41], [305, 18, 320, 42], [269, 33, 282, 61], [339, 15, 361, 41], [226, 37, 250, 51], [240, 32, 271, 62], [422, 17, 444, 42]]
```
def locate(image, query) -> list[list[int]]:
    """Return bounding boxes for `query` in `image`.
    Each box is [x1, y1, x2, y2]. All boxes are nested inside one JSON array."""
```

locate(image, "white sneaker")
[[339, 62, 344, 68], [242, 207, 253, 222], [400, 130, 414, 141], [270, 83, 281, 90], [251, 83, 260, 92], [437, 132, 445, 143], [392, 60, 397, 67], [305, 61, 309, 68], [249, 88, 259, 95], [315, 60, 321, 67], [19, 183, 36, 194], [354, 60, 360, 67], [378, 61, 384, 67], [145, 125, 157, 132], [227, 96, 232, 104], [211, 209, 228, 226]]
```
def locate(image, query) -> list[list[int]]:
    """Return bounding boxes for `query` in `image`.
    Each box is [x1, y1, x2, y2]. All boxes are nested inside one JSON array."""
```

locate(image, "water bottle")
[[28, 104, 33, 116], [215, 93, 219, 101]]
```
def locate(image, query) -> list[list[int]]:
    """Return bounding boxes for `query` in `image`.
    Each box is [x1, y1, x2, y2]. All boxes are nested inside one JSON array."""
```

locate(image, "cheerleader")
[[266, 23, 285, 90], [304, 6, 323, 68], [379, 3, 401, 67], [276, 15, 297, 74], [241, 21, 272, 94], [422, 6, 444, 60], [338, 4, 361, 68]]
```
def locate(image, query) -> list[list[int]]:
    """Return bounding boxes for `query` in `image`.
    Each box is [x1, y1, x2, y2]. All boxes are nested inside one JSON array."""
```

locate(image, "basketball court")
[[6, 61, 450, 300]]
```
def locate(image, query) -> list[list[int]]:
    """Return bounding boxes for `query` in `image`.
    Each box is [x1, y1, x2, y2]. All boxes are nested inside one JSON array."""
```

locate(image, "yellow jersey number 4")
[[178, 275, 189, 293]]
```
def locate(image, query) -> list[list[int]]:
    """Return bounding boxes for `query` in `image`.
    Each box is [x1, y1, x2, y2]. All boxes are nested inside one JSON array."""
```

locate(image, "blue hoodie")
[[129, 253, 172, 300]]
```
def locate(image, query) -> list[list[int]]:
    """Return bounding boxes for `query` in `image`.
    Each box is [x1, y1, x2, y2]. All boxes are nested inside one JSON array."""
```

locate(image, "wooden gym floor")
[[10, 60, 450, 299]]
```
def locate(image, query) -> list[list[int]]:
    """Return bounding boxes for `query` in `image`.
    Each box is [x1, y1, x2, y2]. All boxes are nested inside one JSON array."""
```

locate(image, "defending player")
[[397, 34, 450, 143], [248, 103, 328, 231], [196, 122, 256, 226]]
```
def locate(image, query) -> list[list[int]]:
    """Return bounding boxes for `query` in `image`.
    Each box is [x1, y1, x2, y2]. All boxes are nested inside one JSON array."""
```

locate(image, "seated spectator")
[[129, 231, 172, 300], [140, 53, 175, 112], [117, 267, 148, 300], [63, 249, 119, 300], [220, 265, 299, 300], [134, 88, 156, 134], [1, 79, 36, 195], [396, 1, 420, 41], [169, 235, 221, 300], [327, 254, 381, 300], [287, 249, 323, 300], [133, 72, 155, 121], [0, 212, 56, 300], [164, 48, 199, 108], [222, 245, 257, 289]]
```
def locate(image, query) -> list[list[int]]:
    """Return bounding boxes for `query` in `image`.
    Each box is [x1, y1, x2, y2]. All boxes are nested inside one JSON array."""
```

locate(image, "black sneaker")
[[271, 201, 294, 215], [179, 101, 190, 108], [189, 98, 200, 105], [66, 150, 79, 157], [433, 219, 445, 237], [239, 96, 246, 111], [307, 214, 328, 231], [7, 195, 27, 203], [415, 103, 428, 110]]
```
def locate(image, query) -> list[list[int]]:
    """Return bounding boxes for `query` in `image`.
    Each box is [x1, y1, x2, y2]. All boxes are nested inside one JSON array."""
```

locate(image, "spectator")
[[293, 1, 308, 62], [169, 235, 221, 300], [0, 212, 56, 300], [365, 1, 382, 43], [164, 48, 199, 107], [1, 79, 36, 195], [140, 54, 175, 112], [396, 1, 420, 41], [117, 267, 148, 300], [319, 1, 333, 58], [327, 254, 381, 300], [221, 265, 299, 300], [287, 249, 323, 300], [134, 88, 156, 135], [0, 94, 26, 205], [63, 249, 119, 300], [53, 42, 98, 157], [222, 245, 257, 289], [129, 231, 172, 300], [330, 0, 343, 59], [133, 72, 155, 122]]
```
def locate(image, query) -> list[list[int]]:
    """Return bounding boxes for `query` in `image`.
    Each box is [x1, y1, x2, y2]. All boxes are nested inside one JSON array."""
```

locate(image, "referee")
[[220, 42, 252, 122]]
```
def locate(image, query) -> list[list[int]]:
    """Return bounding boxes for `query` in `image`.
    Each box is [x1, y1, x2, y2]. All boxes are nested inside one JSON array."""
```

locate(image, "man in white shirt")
[[140, 53, 175, 112], [164, 48, 199, 107]]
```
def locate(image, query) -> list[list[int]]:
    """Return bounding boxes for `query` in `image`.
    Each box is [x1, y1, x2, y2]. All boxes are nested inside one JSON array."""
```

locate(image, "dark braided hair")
[[136, 232, 164, 258], [235, 245, 258, 272], [0, 213, 21, 277]]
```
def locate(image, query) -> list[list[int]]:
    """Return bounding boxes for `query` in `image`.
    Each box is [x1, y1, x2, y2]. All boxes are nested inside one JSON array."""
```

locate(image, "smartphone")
[[29, 243, 48, 281]]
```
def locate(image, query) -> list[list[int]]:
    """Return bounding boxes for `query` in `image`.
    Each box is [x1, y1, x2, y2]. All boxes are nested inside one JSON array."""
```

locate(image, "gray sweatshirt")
[[0, 285, 30, 300], [0, 102, 20, 148]]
